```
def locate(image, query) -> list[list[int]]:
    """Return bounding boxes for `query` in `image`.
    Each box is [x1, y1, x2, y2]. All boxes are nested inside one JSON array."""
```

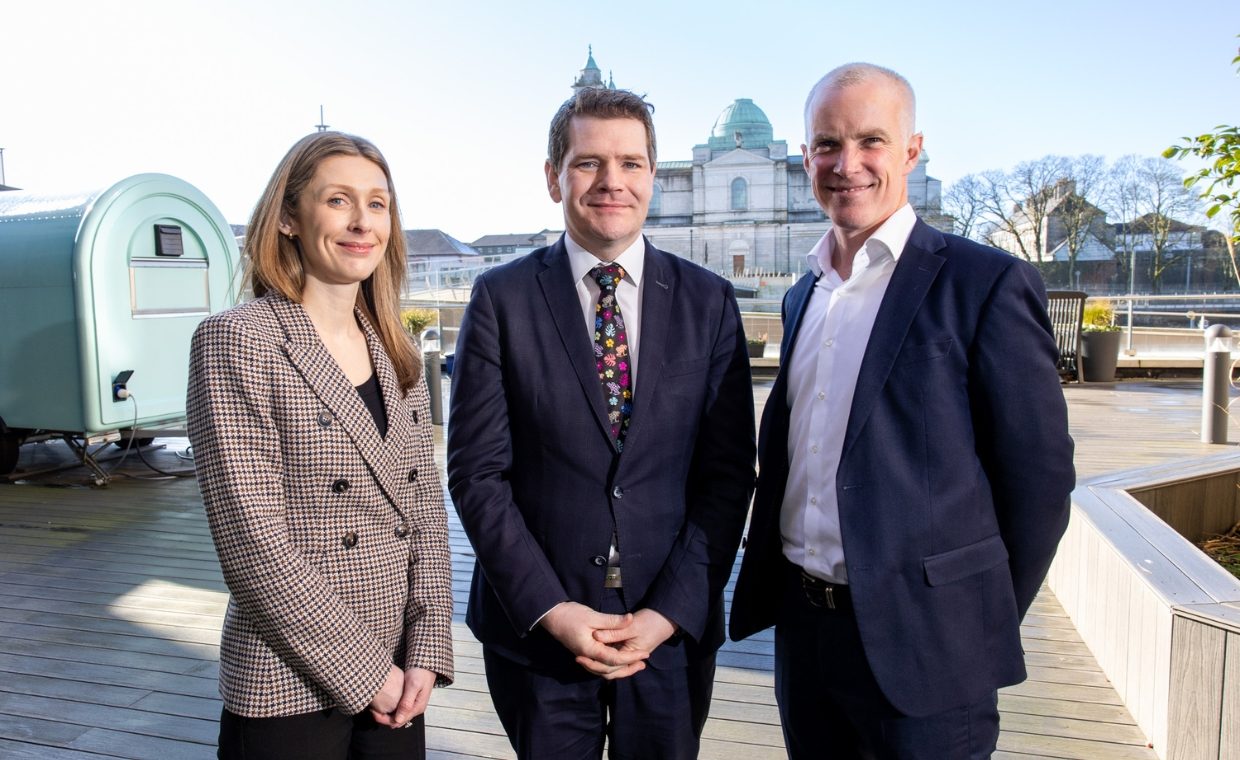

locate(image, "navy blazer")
[[730, 219, 1075, 716], [448, 237, 756, 670]]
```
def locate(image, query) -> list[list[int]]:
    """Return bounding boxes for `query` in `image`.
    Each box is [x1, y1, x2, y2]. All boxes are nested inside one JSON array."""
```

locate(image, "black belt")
[[797, 568, 851, 610]]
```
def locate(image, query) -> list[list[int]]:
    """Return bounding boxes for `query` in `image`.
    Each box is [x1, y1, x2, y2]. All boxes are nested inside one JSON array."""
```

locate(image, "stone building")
[[508, 50, 955, 275], [644, 96, 951, 274]]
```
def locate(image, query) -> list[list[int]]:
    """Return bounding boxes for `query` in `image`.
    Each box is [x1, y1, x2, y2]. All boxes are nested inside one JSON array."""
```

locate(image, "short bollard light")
[[1201, 324, 1233, 444], [421, 328, 444, 426]]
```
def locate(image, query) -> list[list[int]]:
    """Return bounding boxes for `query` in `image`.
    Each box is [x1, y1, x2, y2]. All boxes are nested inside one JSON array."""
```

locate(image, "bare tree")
[[1110, 156, 1203, 293], [1053, 155, 1111, 283], [1107, 155, 1145, 292], [942, 174, 987, 240], [975, 156, 1071, 263]]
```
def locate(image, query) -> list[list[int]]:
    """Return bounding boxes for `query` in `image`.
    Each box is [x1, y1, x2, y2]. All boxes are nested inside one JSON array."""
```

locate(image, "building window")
[[650, 183, 662, 215], [731, 177, 748, 211]]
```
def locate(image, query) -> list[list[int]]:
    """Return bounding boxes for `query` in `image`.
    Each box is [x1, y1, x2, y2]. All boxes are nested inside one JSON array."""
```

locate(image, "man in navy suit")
[[448, 87, 756, 759], [730, 63, 1075, 759]]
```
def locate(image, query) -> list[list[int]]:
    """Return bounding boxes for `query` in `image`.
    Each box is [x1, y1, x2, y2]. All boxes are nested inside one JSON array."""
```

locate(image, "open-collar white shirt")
[[566, 233, 646, 389], [780, 204, 917, 584]]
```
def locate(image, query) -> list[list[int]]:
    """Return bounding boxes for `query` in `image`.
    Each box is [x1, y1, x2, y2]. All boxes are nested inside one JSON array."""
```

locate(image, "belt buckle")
[[604, 567, 623, 589], [801, 570, 836, 609]]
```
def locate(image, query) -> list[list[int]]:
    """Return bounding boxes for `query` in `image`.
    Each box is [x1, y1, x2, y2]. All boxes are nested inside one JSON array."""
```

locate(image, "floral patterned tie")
[[591, 263, 632, 449]]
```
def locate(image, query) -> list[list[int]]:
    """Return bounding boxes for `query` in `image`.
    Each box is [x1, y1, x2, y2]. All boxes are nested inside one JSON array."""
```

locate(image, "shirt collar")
[[566, 233, 646, 288], [805, 204, 918, 277]]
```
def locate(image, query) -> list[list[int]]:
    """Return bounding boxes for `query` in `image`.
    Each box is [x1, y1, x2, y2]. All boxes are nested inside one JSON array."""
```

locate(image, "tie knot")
[[591, 263, 626, 292]]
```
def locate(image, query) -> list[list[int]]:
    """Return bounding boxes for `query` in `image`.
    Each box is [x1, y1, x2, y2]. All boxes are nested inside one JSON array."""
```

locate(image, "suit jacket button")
[[317, 411, 333, 428], [407, 469, 418, 483], [591, 555, 607, 567], [612, 486, 624, 499], [395, 523, 411, 539], [331, 479, 350, 494], [342, 531, 359, 549]]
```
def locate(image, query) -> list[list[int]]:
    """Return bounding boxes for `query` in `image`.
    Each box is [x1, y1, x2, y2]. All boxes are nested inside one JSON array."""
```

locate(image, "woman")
[[187, 132, 453, 759]]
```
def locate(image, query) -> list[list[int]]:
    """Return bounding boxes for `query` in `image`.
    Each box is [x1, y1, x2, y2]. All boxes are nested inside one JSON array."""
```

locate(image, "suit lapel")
[[270, 295, 405, 513], [841, 221, 946, 458], [767, 270, 820, 415], [622, 242, 673, 453], [536, 241, 614, 444]]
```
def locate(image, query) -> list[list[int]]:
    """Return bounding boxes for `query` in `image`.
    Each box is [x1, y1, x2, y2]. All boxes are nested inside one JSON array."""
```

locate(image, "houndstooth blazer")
[[187, 292, 453, 718]]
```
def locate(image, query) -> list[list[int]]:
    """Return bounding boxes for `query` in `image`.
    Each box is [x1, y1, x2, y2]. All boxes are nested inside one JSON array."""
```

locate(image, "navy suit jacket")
[[448, 237, 756, 671], [730, 219, 1075, 716]]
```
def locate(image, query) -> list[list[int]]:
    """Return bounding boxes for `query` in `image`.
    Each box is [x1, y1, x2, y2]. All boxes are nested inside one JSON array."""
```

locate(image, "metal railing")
[[1096, 293, 1240, 355]]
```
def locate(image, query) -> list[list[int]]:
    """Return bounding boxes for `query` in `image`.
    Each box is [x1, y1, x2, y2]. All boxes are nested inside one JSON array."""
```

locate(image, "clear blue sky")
[[4, 0, 1237, 241]]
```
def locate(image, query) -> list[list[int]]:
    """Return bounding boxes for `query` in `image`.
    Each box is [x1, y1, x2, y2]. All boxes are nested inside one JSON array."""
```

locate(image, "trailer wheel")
[[115, 437, 155, 449], [1, 425, 23, 476]]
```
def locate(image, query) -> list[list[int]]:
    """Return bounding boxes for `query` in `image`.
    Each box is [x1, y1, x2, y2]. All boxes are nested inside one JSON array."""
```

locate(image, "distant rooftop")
[[405, 229, 478, 257], [470, 230, 561, 248]]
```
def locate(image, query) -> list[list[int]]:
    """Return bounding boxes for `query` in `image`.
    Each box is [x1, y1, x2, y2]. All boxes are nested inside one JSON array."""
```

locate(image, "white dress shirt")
[[566, 233, 645, 388], [780, 204, 917, 584]]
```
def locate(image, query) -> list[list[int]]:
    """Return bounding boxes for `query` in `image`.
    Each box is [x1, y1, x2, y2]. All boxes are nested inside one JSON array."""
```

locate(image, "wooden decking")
[[1, 378, 1225, 759]]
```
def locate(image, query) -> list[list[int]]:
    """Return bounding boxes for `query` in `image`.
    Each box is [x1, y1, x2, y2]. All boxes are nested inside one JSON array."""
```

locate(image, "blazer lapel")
[[841, 221, 945, 458], [536, 241, 614, 443], [767, 270, 820, 414], [361, 311, 411, 515], [270, 295, 404, 512], [621, 242, 673, 453]]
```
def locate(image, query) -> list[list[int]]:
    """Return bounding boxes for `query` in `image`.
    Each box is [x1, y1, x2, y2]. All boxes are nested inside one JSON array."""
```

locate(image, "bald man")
[[730, 63, 1074, 759]]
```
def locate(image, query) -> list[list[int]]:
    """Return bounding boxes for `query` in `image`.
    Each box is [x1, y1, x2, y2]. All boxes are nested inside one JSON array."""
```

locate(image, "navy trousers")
[[483, 589, 716, 760], [775, 562, 1000, 760]]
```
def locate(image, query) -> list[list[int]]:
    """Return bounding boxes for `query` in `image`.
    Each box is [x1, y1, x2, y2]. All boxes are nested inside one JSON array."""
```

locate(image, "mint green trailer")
[[0, 174, 239, 474]]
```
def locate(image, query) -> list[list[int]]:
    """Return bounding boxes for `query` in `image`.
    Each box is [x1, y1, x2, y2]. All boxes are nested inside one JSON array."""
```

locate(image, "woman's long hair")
[[244, 132, 421, 392]]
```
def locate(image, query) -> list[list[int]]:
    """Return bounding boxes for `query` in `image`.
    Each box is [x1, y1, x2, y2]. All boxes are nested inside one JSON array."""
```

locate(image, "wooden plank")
[[1221, 630, 1240, 760], [0, 738, 108, 759], [1167, 615, 1224, 759], [0, 692, 217, 745], [998, 730, 1160, 760], [999, 711, 1149, 746], [0, 649, 215, 699]]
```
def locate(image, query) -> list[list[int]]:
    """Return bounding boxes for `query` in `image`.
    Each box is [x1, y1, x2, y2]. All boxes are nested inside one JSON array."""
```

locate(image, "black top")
[[355, 373, 388, 439]]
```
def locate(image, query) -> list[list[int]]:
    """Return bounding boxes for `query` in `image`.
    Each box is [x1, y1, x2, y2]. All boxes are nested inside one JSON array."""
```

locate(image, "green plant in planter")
[[1082, 299, 1119, 332], [747, 332, 768, 358], [401, 308, 438, 340]]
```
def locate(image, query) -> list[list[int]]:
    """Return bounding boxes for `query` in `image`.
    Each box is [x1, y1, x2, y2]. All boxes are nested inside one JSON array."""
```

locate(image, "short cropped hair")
[[804, 63, 917, 140], [547, 88, 657, 172]]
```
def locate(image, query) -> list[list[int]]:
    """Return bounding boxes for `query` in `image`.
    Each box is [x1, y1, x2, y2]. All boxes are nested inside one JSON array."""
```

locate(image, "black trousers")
[[774, 562, 1000, 760], [217, 706, 425, 760]]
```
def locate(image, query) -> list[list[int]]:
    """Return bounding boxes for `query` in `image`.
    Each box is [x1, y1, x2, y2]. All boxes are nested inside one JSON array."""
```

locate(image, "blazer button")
[[612, 486, 624, 499], [395, 523, 411, 539], [591, 555, 607, 567], [342, 531, 359, 549], [331, 479, 350, 494], [407, 469, 418, 483], [317, 411, 333, 428]]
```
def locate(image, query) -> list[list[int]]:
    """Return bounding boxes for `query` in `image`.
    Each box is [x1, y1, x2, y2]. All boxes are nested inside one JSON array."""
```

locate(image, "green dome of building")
[[708, 99, 774, 151]]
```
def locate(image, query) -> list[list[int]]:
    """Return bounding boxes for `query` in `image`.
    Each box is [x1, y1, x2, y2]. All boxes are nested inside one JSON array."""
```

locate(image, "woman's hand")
[[367, 665, 406, 727], [392, 667, 437, 726]]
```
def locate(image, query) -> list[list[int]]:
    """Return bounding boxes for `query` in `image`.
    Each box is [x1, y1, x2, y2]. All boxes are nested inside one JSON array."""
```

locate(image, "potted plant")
[[401, 307, 438, 344], [747, 333, 768, 359], [1080, 299, 1121, 382]]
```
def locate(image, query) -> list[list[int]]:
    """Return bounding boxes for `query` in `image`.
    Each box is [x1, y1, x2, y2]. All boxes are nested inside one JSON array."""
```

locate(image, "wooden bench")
[[1046, 290, 1086, 383]]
